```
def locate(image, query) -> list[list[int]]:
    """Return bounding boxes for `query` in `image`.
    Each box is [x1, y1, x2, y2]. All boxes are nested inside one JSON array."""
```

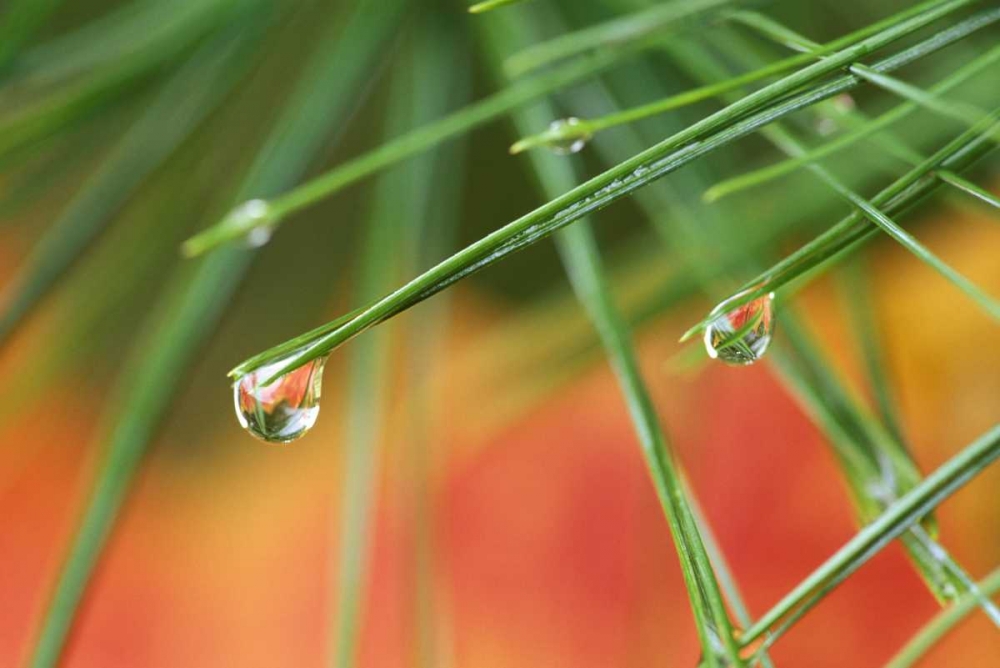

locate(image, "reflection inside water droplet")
[[703, 291, 775, 366], [547, 117, 590, 155], [234, 356, 327, 443]]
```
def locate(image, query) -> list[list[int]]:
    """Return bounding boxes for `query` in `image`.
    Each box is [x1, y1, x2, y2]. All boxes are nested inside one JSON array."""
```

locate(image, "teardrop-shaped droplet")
[[547, 117, 590, 155], [233, 356, 327, 443], [703, 292, 775, 366]]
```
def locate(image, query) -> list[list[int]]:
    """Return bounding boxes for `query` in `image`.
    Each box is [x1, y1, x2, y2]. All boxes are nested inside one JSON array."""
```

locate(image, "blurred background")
[[0, 0, 998, 666]]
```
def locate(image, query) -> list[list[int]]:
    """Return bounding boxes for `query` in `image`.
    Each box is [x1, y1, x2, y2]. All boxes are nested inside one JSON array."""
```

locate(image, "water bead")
[[233, 356, 327, 443], [245, 225, 273, 248], [547, 117, 591, 155], [222, 198, 273, 248], [703, 292, 775, 366]]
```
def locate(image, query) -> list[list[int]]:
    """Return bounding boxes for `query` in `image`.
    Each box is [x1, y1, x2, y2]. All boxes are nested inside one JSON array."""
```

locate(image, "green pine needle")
[[467, 0, 530, 13], [502, 0, 736, 77], [740, 423, 1000, 649], [328, 14, 464, 668], [487, 27, 750, 668], [234, 0, 983, 382], [24, 3, 405, 665], [180, 31, 660, 257], [702, 44, 1000, 203], [0, 29, 256, 345], [937, 169, 1000, 210], [886, 566, 1000, 668], [507, 1, 976, 155], [12, 0, 999, 663], [681, 108, 1000, 343]]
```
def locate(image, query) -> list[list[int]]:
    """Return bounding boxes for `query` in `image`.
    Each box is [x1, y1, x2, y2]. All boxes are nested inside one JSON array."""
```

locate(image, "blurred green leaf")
[[0, 0, 64, 70], [482, 7, 751, 663], [0, 26, 259, 346], [0, 0, 251, 158], [25, 3, 405, 665], [328, 11, 466, 668], [503, 0, 736, 77]]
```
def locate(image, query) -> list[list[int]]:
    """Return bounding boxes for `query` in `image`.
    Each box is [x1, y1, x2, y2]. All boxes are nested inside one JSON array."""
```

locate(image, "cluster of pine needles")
[[1, 0, 998, 666]]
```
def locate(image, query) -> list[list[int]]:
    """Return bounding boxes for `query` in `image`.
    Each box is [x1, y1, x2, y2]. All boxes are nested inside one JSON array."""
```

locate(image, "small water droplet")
[[939, 581, 959, 600], [233, 356, 327, 443], [547, 117, 590, 155], [224, 199, 273, 247], [245, 225, 273, 248], [703, 292, 775, 366]]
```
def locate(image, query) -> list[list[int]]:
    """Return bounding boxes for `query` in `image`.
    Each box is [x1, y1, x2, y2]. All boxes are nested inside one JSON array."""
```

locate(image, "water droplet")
[[939, 580, 959, 600], [245, 225, 273, 248], [547, 117, 590, 155], [223, 199, 273, 248], [233, 356, 327, 443], [703, 291, 775, 366]]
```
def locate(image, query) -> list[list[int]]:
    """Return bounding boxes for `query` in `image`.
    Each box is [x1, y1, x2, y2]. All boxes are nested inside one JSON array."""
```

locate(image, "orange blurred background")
[[1, 200, 998, 667]]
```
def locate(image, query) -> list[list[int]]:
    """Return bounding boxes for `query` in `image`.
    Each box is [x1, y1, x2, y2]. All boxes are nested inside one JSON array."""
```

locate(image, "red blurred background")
[[1, 198, 998, 668]]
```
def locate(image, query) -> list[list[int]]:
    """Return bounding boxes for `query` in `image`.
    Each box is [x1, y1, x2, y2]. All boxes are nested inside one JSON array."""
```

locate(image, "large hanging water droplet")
[[703, 292, 775, 366], [547, 117, 590, 155], [233, 356, 327, 443]]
